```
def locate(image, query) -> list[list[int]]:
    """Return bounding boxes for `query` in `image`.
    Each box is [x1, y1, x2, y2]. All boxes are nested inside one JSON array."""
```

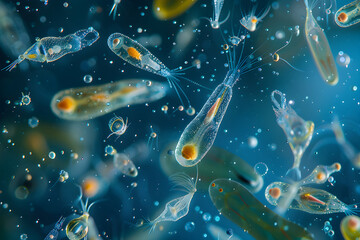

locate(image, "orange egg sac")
[[127, 47, 142, 60], [181, 144, 198, 160], [57, 96, 76, 112]]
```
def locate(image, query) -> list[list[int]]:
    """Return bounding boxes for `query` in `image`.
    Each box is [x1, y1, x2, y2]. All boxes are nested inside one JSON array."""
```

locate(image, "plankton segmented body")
[[175, 36, 264, 168], [240, 5, 271, 32], [44, 216, 66, 240], [108, 32, 206, 108], [3, 27, 99, 71]]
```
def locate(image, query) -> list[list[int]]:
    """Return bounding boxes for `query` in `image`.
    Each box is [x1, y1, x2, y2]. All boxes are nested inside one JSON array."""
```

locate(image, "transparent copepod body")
[[271, 90, 314, 180], [304, 2, 338, 85], [209, 179, 314, 240], [107, 33, 168, 76], [266, 182, 353, 215], [3, 27, 99, 71], [113, 153, 138, 177], [66, 212, 90, 240], [175, 82, 233, 167], [335, 0, 360, 27], [51, 79, 167, 121]]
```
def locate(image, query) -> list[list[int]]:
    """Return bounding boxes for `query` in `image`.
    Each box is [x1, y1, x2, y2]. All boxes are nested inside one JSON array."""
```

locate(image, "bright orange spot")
[[211, 183, 215, 187], [348, 217, 359, 231], [334, 163, 341, 171], [127, 47, 142, 60], [90, 93, 109, 102], [118, 86, 136, 94], [27, 54, 37, 59], [316, 172, 326, 181], [338, 12, 348, 23], [219, 188, 223, 192], [251, 18, 257, 23], [82, 177, 99, 198], [57, 96, 76, 112], [269, 187, 281, 199], [181, 144, 198, 161]]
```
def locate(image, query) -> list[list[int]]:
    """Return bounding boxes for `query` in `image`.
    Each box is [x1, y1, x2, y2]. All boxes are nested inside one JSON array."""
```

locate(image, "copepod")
[[107, 32, 208, 108], [175, 37, 263, 167], [3, 27, 99, 71]]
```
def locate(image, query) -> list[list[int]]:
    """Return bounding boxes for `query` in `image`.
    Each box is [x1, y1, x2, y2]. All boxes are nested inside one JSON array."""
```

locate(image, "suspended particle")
[[105, 145, 116, 155], [275, 30, 285, 39], [178, 105, 184, 111], [202, 212, 212, 222], [48, 151, 56, 159], [28, 117, 39, 128], [186, 106, 195, 116], [21, 92, 31, 106], [247, 136, 258, 148], [146, 80, 152, 86], [254, 162, 268, 176], [226, 228, 234, 236], [15, 186, 29, 200], [83, 75, 93, 83], [20, 234, 28, 240], [70, 152, 79, 160], [336, 51, 350, 67], [184, 222, 195, 232], [161, 105, 168, 113], [59, 170, 69, 182]]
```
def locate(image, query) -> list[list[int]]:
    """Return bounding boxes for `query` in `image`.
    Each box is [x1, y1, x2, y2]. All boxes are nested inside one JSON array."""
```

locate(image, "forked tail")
[[2, 57, 24, 71]]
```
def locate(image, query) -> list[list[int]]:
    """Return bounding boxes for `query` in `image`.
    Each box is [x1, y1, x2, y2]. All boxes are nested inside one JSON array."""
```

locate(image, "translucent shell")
[[3, 27, 99, 71], [271, 90, 314, 179], [209, 179, 314, 240], [107, 33, 169, 77], [266, 182, 358, 215], [335, 0, 360, 27], [304, 2, 338, 85], [113, 153, 138, 177], [66, 213, 89, 240], [175, 84, 232, 167], [51, 79, 167, 121]]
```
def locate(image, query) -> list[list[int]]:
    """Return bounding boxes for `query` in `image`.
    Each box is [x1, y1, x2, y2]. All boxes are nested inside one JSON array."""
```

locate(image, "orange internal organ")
[[334, 163, 341, 171], [338, 12, 348, 23], [348, 216, 359, 231], [269, 187, 281, 199], [57, 96, 76, 112], [181, 144, 198, 161], [90, 93, 109, 102], [118, 86, 137, 94], [82, 177, 100, 198], [127, 47, 142, 60], [301, 193, 325, 205], [27, 54, 37, 59], [316, 172, 326, 181]]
